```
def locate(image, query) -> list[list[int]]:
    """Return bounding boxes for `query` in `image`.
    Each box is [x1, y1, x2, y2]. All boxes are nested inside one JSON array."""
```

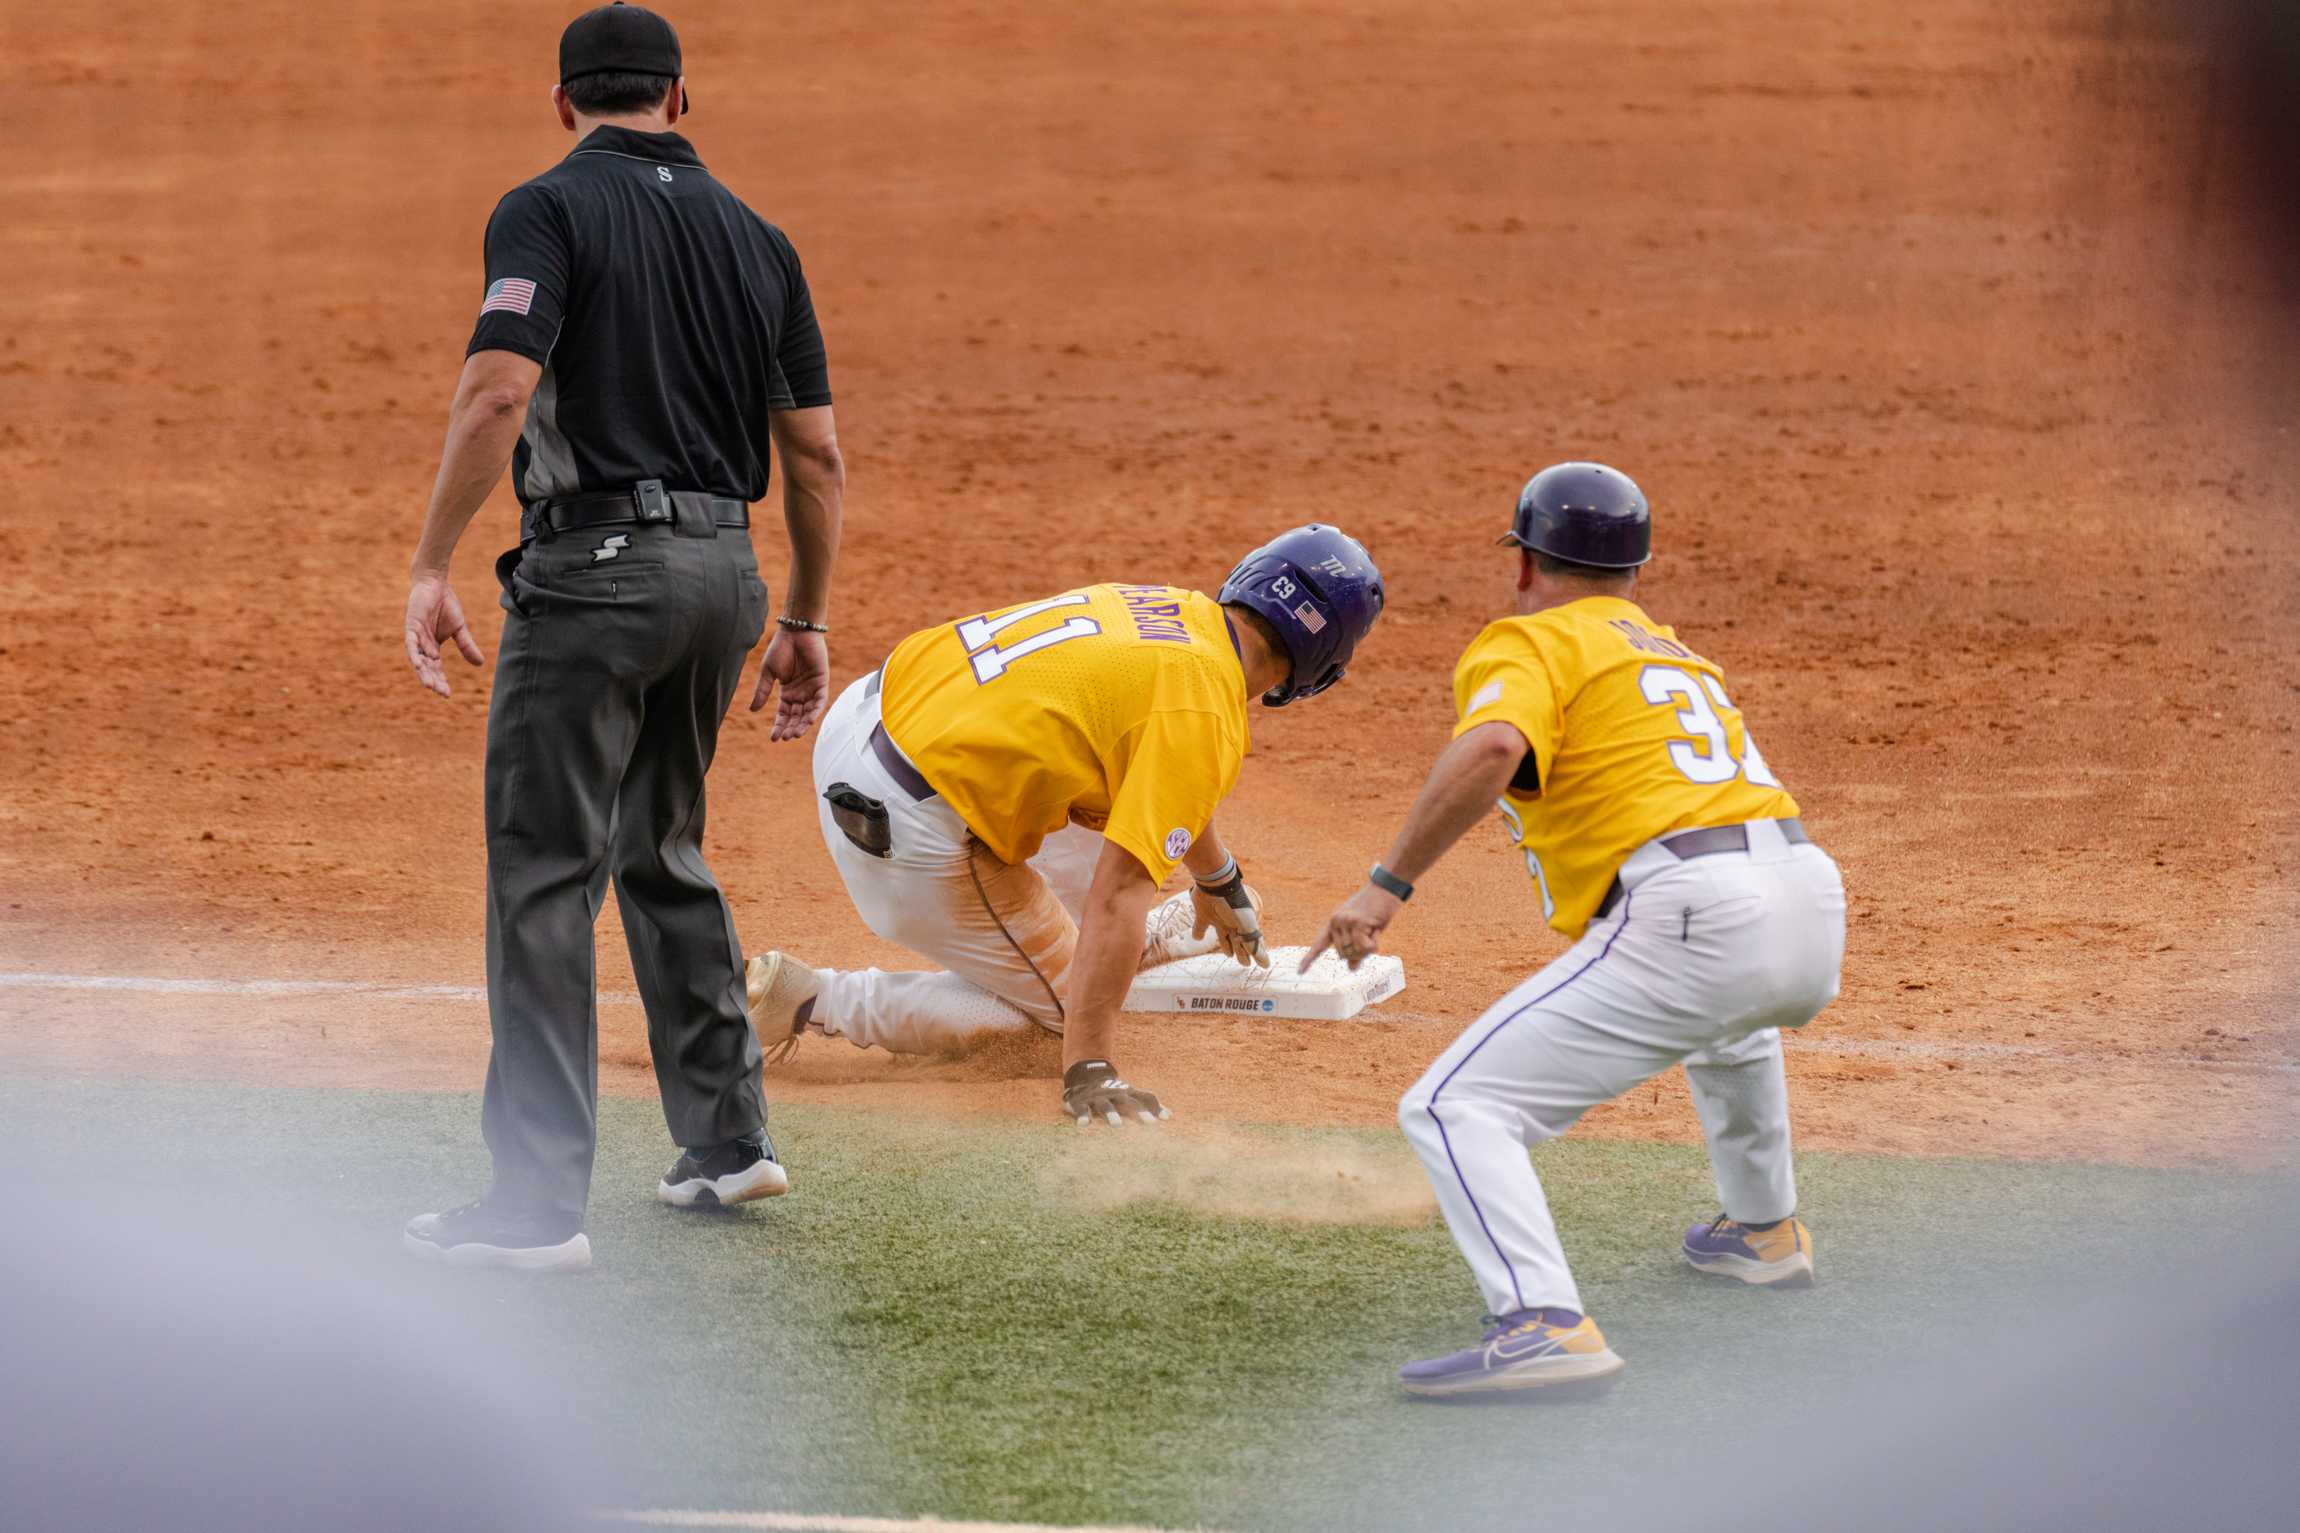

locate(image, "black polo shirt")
[[466, 125, 831, 510]]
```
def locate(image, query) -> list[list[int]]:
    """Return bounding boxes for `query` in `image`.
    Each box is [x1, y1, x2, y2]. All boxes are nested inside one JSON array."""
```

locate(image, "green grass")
[[1, 1076, 2283, 1530]]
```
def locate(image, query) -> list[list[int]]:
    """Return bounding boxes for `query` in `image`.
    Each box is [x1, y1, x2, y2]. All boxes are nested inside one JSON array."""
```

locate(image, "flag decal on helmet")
[[1217, 523, 1384, 708]]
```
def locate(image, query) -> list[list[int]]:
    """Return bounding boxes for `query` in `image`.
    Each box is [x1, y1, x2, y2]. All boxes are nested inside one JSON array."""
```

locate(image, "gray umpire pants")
[[480, 515, 769, 1225]]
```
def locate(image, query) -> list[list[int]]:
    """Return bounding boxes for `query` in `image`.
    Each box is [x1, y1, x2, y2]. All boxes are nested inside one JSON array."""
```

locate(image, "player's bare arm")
[[1180, 822, 1234, 882], [402, 348, 541, 697], [751, 403, 845, 739], [1061, 837, 1170, 1126], [1304, 719, 1527, 971]]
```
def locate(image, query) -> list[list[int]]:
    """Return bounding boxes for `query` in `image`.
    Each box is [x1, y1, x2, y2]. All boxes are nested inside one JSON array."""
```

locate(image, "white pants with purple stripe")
[[803, 674, 1199, 1055], [1399, 819, 1847, 1318]]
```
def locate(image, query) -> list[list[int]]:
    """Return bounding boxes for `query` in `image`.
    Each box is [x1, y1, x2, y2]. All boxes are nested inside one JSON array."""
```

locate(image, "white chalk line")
[[0, 970, 639, 1006], [2, 970, 2294, 1075], [609, 1512, 1218, 1533]]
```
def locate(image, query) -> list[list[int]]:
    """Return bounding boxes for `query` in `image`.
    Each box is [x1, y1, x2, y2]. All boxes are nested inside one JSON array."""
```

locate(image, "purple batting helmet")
[[1217, 524, 1385, 706], [1500, 461, 1652, 569]]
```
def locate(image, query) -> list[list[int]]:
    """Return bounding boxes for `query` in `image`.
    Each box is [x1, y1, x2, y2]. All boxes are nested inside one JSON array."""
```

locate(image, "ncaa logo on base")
[[1164, 827, 1192, 859]]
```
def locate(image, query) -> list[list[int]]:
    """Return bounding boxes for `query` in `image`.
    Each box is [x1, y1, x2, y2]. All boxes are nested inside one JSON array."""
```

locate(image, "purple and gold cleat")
[[1398, 1308, 1626, 1399], [1683, 1215, 1815, 1288]]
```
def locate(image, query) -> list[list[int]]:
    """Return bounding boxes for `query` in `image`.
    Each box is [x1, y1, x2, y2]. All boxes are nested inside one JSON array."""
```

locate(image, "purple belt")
[[867, 720, 936, 802], [1592, 817, 1807, 919]]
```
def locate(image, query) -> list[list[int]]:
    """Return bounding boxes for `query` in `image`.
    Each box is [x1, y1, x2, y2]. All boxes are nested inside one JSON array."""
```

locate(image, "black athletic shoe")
[[658, 1130, 790, 1208], [402, 1200, 592, 1272]]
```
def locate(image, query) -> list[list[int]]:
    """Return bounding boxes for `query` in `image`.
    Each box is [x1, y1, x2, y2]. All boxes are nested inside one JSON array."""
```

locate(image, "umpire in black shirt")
[[401, 4, 844, 1271]]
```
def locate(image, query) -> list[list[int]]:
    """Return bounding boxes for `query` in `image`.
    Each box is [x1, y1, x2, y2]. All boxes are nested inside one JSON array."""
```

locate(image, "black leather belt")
[[1593, 818, 1808, 921], [868, 721, 936, 801], [523, 478, 749, 542]]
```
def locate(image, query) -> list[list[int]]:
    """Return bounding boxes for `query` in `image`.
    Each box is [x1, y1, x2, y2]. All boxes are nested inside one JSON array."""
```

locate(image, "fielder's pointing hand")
[[1303, 883, 1404, 972], [403, 569, 485, 698]]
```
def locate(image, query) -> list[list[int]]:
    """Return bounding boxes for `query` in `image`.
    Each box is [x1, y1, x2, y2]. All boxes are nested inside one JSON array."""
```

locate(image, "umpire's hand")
[[751, 629, 830, 741], [404, 571, 486, 698]]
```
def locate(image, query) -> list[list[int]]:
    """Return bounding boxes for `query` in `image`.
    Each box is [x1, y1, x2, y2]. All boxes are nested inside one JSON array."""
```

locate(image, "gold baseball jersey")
[[1453, 595, 1799, 938], [879, 584, 1250, 882]]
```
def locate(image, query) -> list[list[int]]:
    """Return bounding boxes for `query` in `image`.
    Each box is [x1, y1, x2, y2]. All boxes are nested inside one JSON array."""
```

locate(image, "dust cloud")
[[1036, 1124, 1437, 1226]]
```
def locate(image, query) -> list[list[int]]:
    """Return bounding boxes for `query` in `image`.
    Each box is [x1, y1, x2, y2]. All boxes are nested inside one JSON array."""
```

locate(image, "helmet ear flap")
[[1220, 523, 1384, 706]]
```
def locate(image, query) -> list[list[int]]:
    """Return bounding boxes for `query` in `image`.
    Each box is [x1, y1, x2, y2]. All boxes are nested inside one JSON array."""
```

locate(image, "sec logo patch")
[[1164, 826, 1192, 859]]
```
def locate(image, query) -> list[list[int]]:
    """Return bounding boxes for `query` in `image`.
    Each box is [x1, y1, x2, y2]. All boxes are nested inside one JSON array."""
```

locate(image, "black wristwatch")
[[1368, 863, 1414, 902]]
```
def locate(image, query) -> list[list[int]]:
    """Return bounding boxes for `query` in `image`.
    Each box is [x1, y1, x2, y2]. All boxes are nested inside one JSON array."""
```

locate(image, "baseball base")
[[1124, 947, 1407, 1021]]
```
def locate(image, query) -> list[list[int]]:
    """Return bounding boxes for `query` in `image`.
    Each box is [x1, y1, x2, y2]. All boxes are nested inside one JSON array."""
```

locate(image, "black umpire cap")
[[560, 4, 690, 110]]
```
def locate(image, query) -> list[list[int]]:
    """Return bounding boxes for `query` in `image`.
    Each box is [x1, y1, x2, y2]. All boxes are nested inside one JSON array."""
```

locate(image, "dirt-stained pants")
[[804, 673, 1121, 1053]]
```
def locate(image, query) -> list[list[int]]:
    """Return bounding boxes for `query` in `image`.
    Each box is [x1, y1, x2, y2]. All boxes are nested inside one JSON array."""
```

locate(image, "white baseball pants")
[[804, 674, 1116, 1054], [1400, 818, 1846, 1318]]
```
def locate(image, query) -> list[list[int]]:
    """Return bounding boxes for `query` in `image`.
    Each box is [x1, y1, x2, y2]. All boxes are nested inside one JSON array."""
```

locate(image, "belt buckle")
[[634, 479, 673, 525]]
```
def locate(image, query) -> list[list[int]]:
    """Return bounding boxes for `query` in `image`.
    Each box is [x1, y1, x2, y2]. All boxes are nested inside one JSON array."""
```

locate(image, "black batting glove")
[[1062, 1058, 1171, 1127]]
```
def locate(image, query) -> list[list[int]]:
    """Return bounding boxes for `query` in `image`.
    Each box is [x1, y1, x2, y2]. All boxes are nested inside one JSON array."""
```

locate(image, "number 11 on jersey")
[[957, 593, 1101, 683]]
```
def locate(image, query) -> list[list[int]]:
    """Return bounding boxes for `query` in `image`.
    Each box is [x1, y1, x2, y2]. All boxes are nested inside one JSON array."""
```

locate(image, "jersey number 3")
[[1637, 665, 1781, 788], [958, 593, 1101, 684]]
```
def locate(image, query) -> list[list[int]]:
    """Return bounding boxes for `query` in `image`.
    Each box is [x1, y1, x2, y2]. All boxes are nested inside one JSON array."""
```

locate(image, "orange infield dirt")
[[2, 0, 2295, 1170]]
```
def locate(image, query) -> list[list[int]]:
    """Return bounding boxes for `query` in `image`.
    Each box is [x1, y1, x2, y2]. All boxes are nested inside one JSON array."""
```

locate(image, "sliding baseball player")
[[748, 525, 1385, 1126]]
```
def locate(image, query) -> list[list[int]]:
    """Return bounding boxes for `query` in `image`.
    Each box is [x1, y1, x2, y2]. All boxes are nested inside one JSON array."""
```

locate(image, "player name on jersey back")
[[879, 583, 1251, 883], [1113, 584, 1197, 643]]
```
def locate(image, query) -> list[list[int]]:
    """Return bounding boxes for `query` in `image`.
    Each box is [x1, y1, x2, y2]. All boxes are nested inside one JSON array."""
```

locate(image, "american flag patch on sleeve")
[[479, 277, 538, 317]]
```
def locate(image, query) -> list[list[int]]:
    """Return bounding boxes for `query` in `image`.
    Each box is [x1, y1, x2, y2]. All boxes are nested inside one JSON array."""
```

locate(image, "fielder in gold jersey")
[[749, 526, 1384, 1127], [1308, 463, 1846, 1398], [1452, 592, 1800, 940]]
